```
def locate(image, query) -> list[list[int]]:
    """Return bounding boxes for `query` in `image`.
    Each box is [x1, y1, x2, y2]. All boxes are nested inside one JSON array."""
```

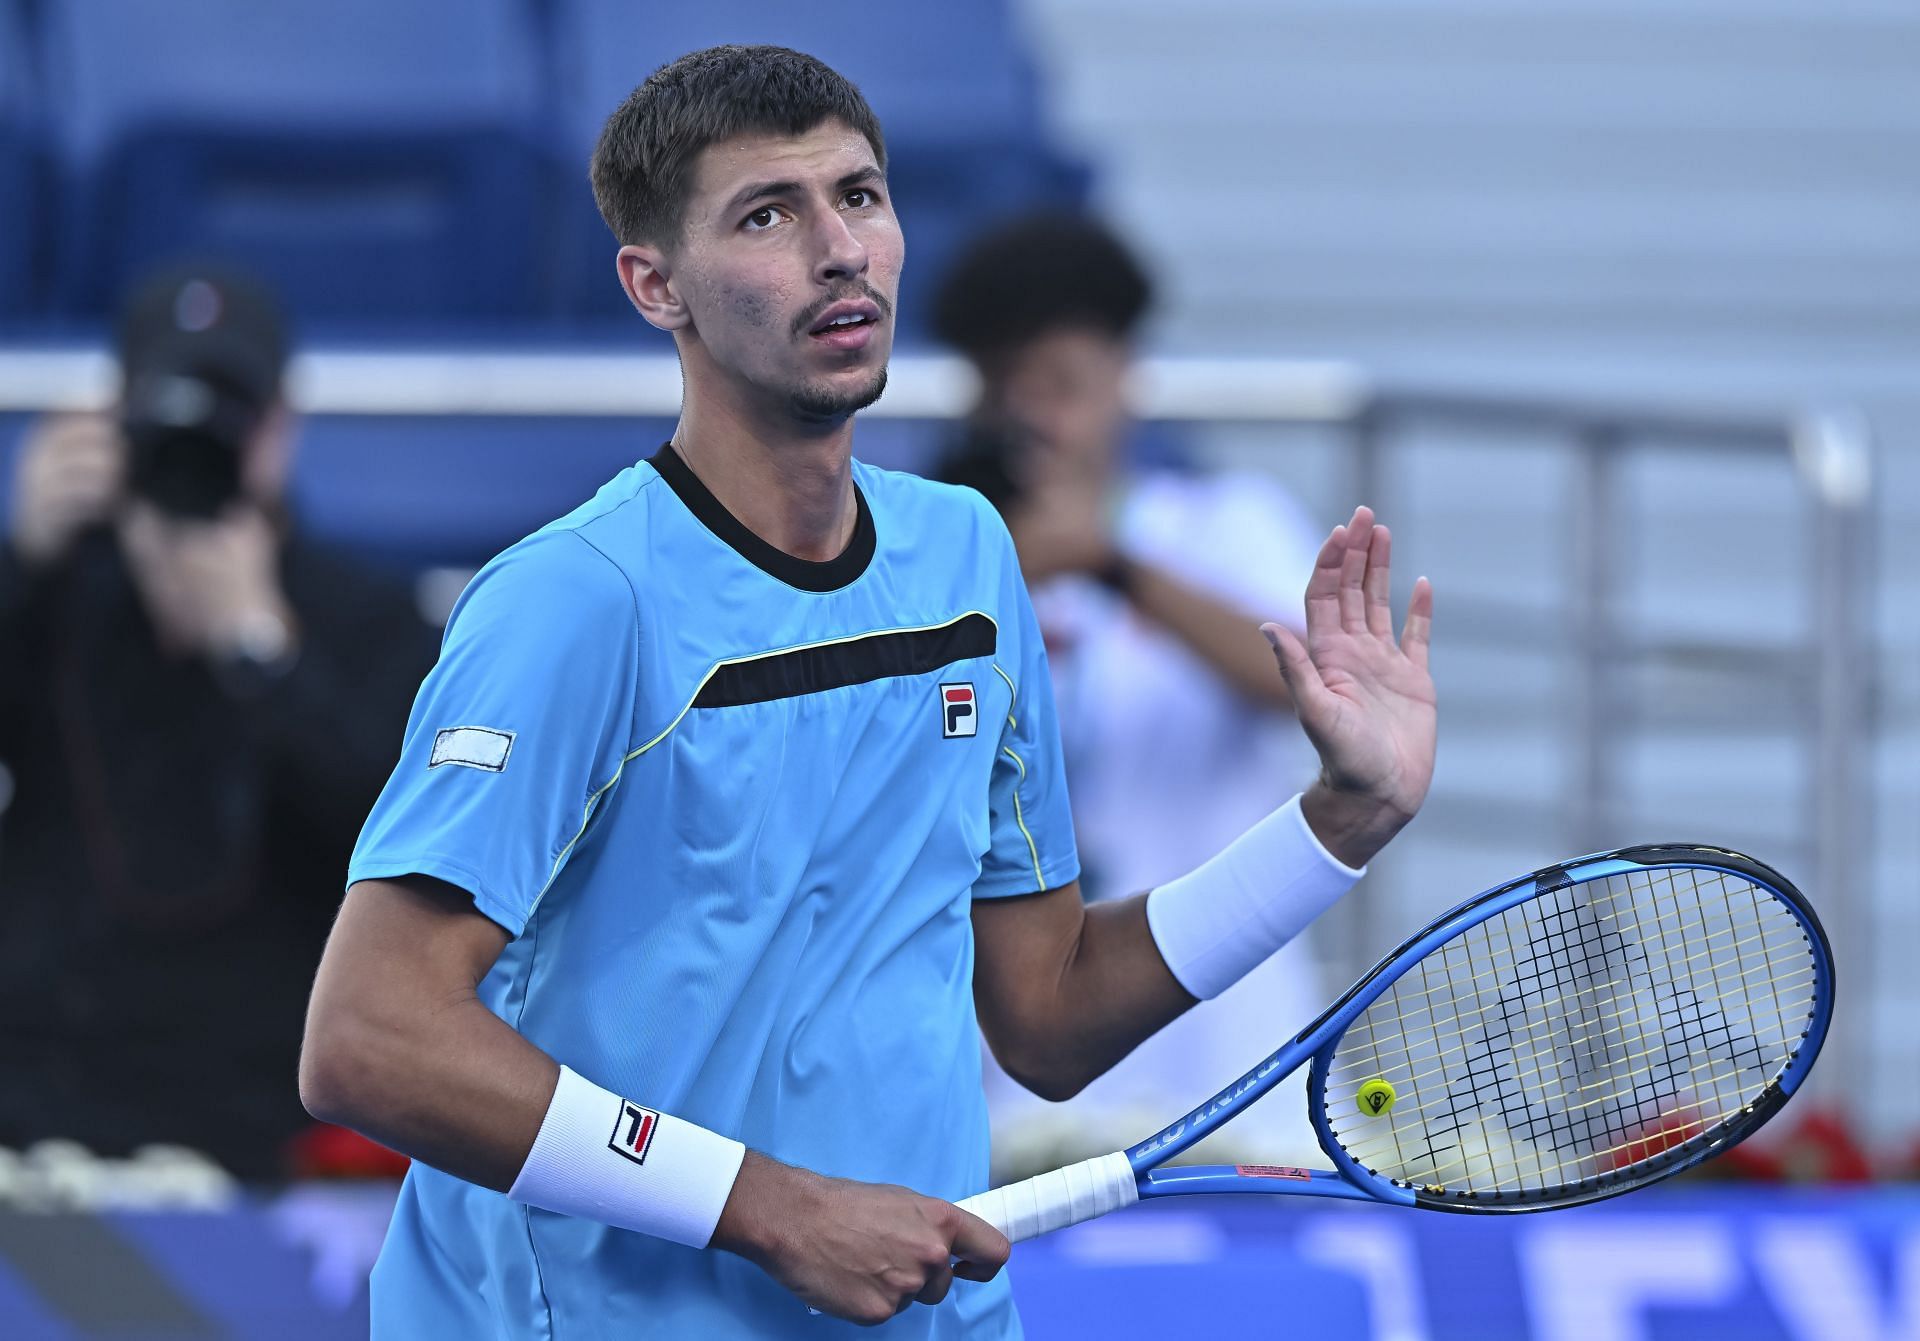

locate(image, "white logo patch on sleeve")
[[430, 725, 516, 773]]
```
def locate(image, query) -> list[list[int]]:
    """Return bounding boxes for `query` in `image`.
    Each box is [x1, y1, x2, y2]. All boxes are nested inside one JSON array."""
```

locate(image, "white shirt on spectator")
[[986, 465, 1333, 1170]]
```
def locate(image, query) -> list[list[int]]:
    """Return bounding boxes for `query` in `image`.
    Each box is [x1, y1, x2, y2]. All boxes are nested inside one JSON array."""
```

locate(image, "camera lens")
[[121, 372, 258, 518]]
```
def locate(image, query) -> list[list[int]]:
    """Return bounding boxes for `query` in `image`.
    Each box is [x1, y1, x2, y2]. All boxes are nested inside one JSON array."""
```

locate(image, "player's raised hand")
[[713, 1152, 1010, 1326], [1262, 506, 1435, 868]]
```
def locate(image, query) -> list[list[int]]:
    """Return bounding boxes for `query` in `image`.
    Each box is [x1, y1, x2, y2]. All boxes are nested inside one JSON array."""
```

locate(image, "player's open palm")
[[1262, 506, 1435, 827]]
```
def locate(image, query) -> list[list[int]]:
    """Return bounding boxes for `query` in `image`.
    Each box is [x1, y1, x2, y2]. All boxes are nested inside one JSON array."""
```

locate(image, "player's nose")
[[812, 210, 869, 285]]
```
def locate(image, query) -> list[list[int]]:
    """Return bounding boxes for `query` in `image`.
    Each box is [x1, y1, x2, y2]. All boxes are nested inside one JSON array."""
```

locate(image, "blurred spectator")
[[0, 264, 438, 1180], [934, 213, 1331, 1169]]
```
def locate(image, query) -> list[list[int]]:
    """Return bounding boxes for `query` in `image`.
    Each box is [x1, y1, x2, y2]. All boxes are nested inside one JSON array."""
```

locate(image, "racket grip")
[[956, 1152, 1138, 1244]]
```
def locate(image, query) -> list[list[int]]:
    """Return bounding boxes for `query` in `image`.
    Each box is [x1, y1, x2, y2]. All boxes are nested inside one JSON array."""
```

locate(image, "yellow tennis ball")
[[1357, 1079, 1397, 1117]]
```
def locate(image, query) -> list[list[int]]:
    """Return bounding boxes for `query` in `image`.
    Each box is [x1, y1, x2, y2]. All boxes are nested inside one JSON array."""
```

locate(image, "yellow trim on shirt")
[[999, 745, 1047, 891], [990, 661, 1046, 889], [991, 662, 1019, 731]]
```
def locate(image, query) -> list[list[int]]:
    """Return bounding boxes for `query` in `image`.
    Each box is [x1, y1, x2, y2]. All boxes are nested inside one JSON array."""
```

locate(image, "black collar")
[[648, 443, 875, 593]]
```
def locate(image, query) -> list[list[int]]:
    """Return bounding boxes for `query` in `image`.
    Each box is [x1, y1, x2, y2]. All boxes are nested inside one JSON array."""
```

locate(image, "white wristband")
[[1145, 792, 1364, 1001], [508, 1066, 746, 1249]]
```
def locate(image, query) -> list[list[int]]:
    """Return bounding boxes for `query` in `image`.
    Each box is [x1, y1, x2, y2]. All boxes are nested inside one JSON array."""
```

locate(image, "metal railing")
[[0, 347, 1876, 1105], [1343, 392, 1873, 1107]]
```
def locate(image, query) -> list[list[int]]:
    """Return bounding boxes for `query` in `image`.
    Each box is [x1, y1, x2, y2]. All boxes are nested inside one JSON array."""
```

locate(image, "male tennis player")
[[300, 45, 1435, 1337]]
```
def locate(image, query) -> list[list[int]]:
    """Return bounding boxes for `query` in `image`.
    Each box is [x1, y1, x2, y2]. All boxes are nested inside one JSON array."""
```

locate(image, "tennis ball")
[[1358, 1078, 1397, 1117]]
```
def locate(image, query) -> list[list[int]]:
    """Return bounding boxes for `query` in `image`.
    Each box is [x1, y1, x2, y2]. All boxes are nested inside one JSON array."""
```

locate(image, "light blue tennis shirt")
[[348, 444, 1078, 1339]]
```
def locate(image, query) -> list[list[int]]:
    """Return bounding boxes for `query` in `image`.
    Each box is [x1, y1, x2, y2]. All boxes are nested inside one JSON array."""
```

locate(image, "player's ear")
[[617, 244, 688, 332]]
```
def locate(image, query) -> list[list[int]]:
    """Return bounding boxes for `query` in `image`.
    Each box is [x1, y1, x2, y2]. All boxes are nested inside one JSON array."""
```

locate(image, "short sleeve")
[[347, 530, 640, 935], [975, 567, 1080, 900]]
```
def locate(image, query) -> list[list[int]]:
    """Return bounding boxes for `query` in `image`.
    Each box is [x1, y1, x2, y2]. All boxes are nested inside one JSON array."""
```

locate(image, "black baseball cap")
[[114, 263, 290, 409]]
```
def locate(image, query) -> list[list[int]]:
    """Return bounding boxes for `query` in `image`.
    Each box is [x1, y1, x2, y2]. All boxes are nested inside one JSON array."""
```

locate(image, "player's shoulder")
[[508, 461, 674, 576], [854, 458, 1011, 542], [451, 468, 661, 626], [538, 459, 669, 554]]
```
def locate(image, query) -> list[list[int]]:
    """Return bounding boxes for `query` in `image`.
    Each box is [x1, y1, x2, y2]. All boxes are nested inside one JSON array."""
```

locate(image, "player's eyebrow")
[[834, 166, 885, 195], [723, 166, 884, 218]]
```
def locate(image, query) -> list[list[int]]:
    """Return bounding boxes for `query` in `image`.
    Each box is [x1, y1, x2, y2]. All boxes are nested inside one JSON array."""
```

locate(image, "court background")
[[0, 1, 1915, 1337]]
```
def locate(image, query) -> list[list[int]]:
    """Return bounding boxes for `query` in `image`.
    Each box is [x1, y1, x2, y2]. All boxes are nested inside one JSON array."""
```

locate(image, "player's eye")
[[843, 188, 877, 209], [743, 206, 781, 231]]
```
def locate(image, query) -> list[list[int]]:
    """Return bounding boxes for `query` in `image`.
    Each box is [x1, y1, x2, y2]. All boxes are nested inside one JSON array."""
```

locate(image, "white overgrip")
[[956, 1152, 1139, 1244]]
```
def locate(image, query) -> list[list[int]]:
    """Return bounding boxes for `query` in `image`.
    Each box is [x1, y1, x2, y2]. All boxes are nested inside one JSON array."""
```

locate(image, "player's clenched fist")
[[713, 1151, 1011, 1325]]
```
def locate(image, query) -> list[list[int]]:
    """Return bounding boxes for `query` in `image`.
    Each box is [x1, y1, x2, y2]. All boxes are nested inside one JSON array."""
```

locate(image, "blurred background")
[[0, 1, 1914, 1337]]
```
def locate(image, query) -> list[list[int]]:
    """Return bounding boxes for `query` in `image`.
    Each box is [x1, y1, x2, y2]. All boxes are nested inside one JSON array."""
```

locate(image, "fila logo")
[[608, 1100, 660, 1166], [941, 682, 977, 738]]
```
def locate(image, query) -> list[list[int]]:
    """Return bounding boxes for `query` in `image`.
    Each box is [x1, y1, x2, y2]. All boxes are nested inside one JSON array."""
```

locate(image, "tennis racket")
[[960, 843, 1833, 1239]]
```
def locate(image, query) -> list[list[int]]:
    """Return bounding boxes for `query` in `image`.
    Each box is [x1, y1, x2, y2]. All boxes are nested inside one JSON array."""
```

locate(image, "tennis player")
[[300, 44, 1436, 1336]]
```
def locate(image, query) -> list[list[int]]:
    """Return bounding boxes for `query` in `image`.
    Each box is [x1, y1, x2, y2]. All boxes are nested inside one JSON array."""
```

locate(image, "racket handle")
[[956, 1152, 1138, 1244]]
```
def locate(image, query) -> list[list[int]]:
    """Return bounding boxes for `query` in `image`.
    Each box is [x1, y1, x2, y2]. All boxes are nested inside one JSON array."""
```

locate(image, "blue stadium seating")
[[9, 2, 1086, 333], [41, 0, 552, 328], [289, 412, 942, 569], [0, 403, 943, 573], [0, 0, 45, 318], [570, 0, 1045, 148], [545, 0, 1087, 333]]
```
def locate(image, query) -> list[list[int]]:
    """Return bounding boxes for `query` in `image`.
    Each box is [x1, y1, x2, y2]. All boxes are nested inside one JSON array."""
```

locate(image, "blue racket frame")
[[1121, 845, 1835, 1213]]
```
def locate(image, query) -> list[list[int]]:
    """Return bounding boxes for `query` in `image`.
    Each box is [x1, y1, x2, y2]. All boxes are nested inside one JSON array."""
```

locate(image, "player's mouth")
[[806, 300, 882, 351]]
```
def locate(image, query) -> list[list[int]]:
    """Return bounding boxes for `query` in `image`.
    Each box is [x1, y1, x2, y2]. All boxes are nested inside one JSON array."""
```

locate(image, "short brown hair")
[[591, 45, 888, 248]]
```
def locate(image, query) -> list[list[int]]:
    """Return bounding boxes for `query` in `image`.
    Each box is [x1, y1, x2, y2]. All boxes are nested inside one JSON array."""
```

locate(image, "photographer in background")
[[934, 214, 1333, 1171], [0, 264, 437, 1181]]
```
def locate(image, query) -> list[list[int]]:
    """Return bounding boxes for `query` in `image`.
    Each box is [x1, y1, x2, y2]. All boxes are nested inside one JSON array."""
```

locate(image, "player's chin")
[[787, 366, 889, 421]]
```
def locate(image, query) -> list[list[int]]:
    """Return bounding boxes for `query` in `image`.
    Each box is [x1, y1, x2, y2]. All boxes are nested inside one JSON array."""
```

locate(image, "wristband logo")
[[941, 683, 977, 738], [609, 1100, 660, 1166]]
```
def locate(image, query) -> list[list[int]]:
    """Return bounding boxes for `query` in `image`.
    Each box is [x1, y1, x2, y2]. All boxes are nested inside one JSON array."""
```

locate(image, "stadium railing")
[[0, 348, 1876, 1113]]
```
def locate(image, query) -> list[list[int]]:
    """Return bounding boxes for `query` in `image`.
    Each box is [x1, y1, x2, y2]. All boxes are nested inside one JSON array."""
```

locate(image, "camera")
[[120, 369, 262, 519], [931, 418, 1035, 516]]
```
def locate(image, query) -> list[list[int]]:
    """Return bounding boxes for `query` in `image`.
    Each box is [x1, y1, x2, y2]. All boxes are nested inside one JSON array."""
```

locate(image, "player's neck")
[[671, 394, 858, 565]]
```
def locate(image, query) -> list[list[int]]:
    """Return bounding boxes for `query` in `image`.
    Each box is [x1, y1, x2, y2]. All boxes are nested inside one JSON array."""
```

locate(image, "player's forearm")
[[300, 972, 557, 1191], [1018, 790, 1382, 1097], [993, 893, 1198, 1102], [300, 878, 558, 1191], [1115, 554, 1294, 708], [299, 983, 556, 1183], [979, 789, 1375, 1102]]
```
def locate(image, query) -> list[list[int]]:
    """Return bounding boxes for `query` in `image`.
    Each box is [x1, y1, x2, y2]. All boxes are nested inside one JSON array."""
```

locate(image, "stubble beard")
[[787, 365, 889, 423]]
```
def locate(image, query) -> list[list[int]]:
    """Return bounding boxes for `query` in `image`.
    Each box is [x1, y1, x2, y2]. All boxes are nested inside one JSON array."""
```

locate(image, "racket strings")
[[1344, 871, 1806, 1192], [1356, 871, 1798, 1191], [1350, 916, 1790, 1127], [1324, 953, 1816, 1092], [1328, 929, 1804, 1083], [1346, 1043, 1787, 1190], [1329, 984, 1814, 1111], [1320, 866, 1817, 1200]]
